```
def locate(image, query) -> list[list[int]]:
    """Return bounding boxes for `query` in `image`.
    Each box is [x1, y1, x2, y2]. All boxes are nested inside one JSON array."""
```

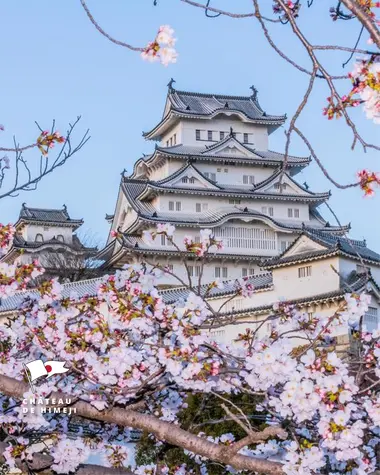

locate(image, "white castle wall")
[[161, 117, 269, 150], [20, 224, 73, 244]]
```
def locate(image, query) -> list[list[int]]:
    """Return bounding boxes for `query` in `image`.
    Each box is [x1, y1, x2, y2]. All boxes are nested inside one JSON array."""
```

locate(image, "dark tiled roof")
[[0, 274, 272, 314], [154, 144, 310, 165], [168, 89, 285, 122], [145, 164, 330, 202], [262, 229, 380, 268], [18, 205, 83, 226], [6, 235, 96, 256], [120, 181, 346, 233], [0, 278, 103, 314], [160, 273, 273, 305]]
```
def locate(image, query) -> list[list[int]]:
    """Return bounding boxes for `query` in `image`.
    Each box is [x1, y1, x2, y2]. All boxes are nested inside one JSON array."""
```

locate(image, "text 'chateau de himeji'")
[[2, 82, 380, 341]]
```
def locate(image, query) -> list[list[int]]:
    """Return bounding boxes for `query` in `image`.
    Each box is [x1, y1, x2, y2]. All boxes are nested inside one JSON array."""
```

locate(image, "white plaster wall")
[[194, 162, 273, 185], [160, 122, 183, 147], [143, 223, 281, 257], [179, 117, 269, 150], [142, 255, 264, 286], [22, 224, 73, 244], [155, 194, 309, 222], [272, 257, 340, 300]]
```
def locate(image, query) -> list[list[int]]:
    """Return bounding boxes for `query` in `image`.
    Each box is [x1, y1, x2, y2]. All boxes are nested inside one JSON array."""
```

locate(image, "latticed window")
[[169, 201, 174, 211], [196, 203, 201, 213], [298, 266, 312, 278], [229, 199, 241, 205], [181, 177, 188, 183], [294, 209, 300, 218], [243, 175, 255, 185], [176, 202, 181, 211], [189, 177, 195, 184], [262, 207, 274, 217], [220, 131, 225, 140], [196, 129, 201, 140], [364, 307, 379, 332], [288, 208, 293, 218], [208, 130, 213, 141], [204, 172, 216, 181], [214, 226, 276, 250], [242, 268, 255, 277], [214, 267, 227, 278]]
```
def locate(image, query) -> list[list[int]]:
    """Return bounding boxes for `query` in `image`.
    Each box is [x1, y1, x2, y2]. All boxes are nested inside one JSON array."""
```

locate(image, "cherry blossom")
[[0, 223, 379, 474], [141, 25, 178, 66]]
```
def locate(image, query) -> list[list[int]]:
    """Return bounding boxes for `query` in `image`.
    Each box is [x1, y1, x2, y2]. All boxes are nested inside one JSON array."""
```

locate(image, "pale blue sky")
[[1, 0, 379, 249]]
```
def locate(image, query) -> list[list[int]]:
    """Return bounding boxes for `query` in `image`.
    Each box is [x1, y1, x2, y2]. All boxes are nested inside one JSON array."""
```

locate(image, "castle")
[[1, 82, 379, 342]]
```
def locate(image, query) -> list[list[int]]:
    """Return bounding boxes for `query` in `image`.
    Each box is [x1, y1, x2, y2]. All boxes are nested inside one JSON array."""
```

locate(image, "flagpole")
[[23, 363, 36, 394]]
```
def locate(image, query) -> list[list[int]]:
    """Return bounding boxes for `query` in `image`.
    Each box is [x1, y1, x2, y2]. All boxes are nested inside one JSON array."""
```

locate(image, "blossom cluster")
[[142, 25, 178, 66], [0, 223, 379, 474], [273, 1, 301, 20], [37, 130, 65, 156], [357, 169, 380, 196]]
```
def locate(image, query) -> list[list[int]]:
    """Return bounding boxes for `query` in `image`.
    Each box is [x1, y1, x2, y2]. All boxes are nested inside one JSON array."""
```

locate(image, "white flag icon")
[[25, 359, 69, 382]]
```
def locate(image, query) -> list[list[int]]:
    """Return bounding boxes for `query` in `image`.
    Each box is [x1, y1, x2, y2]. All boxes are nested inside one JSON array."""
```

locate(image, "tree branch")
[[0, 374, 284, 474], [0, 441, 134, 475], [340, 0, 380, 48], [79, 0, 144, 52]]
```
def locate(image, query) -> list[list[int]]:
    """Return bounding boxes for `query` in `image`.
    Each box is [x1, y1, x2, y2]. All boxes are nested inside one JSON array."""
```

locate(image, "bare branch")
[[0, 373, 283, 474], [79, 0, 144, 52]]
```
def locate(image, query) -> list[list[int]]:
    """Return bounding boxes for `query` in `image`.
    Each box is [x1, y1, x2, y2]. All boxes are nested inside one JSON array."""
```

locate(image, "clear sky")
[[1, 0, 379, 250]]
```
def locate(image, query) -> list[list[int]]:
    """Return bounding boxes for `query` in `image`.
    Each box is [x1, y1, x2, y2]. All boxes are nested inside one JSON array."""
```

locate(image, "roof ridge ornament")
[[250, 85, 258, 101], [167, 78, 176, 92]]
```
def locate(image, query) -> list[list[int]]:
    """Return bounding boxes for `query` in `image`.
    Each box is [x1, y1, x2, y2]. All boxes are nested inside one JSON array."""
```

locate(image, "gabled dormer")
[[155, 163, 221, 190], [254, 170, 330, 200]]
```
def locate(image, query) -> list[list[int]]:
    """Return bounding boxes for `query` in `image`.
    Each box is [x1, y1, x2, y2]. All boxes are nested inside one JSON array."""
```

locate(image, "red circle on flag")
[[45, 364, 52, 373]]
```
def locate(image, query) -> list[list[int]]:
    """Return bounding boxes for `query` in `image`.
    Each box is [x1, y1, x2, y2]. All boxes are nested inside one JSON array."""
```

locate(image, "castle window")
[[203, 203, 208, 211], [204, 172, 216, 181], [274, 183, 287, 190], [43, 226, 49, 231], [169, 201, 174, 211], [189, 177, 195, 184], [243, 133, 249, 144], [161, 234, 166, 246], [262, 206, 274, 217], [243, 175, 255, 185], [57, 235, 64, 242], [215, 267, 228, 278], [298, 266, 312, 278], [217, 168, 222, 173], [288, 208, 293, 218], [220, 131, 225, 140], [181, 177, 188, 183], [242, 268, 255, 277], [229, 199, 241, 205], [364, 307, 379, 332], [196, 129, 201, 141], [208, 130, 213, 141], [166, 140, 169, 147], [224, 168, 228, 173], [176, 202, 182, 211], [196, 203, 201, 213], [35, 234, 44, 242], [167, 264, 174, 273], [173, 133, 177, 145], [294, 209, 300, 218]]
